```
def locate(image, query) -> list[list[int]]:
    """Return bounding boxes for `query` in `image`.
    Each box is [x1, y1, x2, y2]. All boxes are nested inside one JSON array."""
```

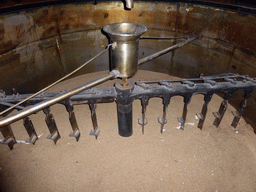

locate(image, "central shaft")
[[104, 22, 147, 136]]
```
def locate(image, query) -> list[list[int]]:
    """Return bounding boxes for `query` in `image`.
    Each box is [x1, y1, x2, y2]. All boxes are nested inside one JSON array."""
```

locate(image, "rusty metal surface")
[[1, 0, 255, 10], [176, 4, 256, 53], [0, 1, 255, 128]]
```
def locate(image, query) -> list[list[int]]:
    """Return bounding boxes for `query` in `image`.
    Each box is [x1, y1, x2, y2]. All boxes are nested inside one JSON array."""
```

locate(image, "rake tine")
[[213, 91, 235, 128], [1, 98, 38, 145], [63, 99, 80, 141], [158, 106, 167, 133], [178, 94, 192, 130], [231, 99, 246, 128], [213, 100, 228, 128], [43, 107, 61, 144], [23, 117, 38, 144], [212, 91, 234, 128], [158, 95, 171, 133], [0, 124, 16, 150], [197, 92, 213, 130], [231, 89, 253, 128], [138, 97, 149, 134], [89, 103, 100, 139]]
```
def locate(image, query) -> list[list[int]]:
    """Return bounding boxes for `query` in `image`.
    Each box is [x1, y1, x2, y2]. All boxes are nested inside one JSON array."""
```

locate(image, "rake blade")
[[0, 124, 16, 150], [89, 128, 100, 137], [64, 99, 80, 141], [177, 116, 185, 130], [213, 100, 228, 128], [138, 116, 148, 134], [159, 114, 167, 133], [138, 97, 149, 134], [231, 99, 247, 128], [23, 117, 38, 144], [231, 111, 240, 128], [43, 107, 60, 144], [178, 95, 192, 130], [158, 95, 171, 133], [197, 111, 205, 129], [196, 113, 204, 120], [158, 117, 167, 124], [89, 103, 100, 139], [68, 111, 80, 141], [197, 93, 213, 130], [231, 89, 253, 128]]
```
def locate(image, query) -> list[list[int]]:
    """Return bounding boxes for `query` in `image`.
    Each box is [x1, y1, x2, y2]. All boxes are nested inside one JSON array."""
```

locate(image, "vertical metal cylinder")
[[110, 41, 139, 78], [117, 103, 133, 137], [103, 23, 147, 78], [115, 80, 134, 137]]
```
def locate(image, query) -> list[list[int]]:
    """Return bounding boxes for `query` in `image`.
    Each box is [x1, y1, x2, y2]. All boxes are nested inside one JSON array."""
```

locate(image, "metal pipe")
[[125, 0, 134, 9], [0, 44, 113, 117], [115, 79, 134, 137], [117, 103, 133, 136], [0, 70, 119, 128], [138, 35, 199, 66]]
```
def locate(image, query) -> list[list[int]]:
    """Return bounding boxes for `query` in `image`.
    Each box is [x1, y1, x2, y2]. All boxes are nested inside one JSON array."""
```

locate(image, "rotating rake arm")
[[0, 70, 119, 149], [1, 23, 255, 150], [1, 73, 256, 150]]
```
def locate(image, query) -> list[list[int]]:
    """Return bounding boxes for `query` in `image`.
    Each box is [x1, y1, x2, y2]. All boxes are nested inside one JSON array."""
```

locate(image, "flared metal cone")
[[103, 23, 147, 78]]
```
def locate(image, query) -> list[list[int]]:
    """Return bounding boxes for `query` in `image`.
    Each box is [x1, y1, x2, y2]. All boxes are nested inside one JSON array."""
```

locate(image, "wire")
[[0, 43, 114, 116]]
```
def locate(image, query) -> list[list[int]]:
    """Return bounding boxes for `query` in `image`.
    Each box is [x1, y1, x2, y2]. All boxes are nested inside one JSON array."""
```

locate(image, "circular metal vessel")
[[0, 1, 256, 191]]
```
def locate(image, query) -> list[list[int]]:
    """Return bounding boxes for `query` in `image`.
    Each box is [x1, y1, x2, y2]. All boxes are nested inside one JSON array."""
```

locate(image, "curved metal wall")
[[0, 1, 255, 127]]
